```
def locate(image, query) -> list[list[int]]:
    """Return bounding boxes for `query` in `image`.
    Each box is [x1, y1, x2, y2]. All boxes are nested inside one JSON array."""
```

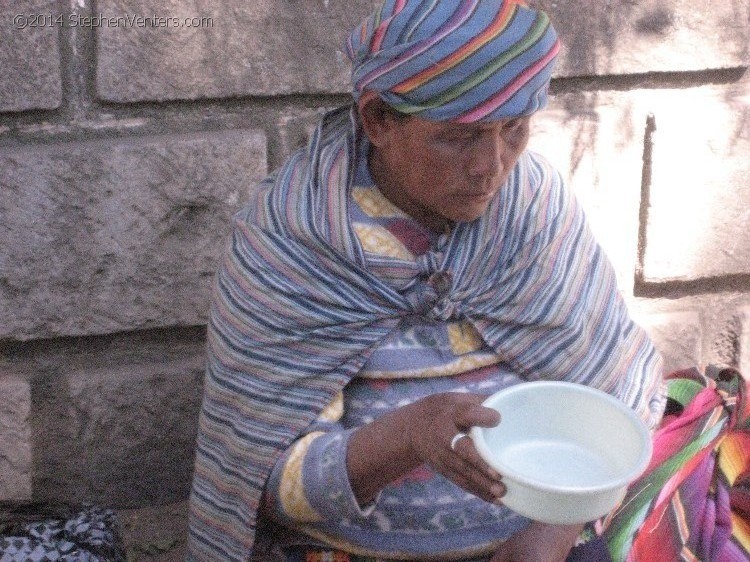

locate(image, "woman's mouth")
[[458, 190, 496, 201]]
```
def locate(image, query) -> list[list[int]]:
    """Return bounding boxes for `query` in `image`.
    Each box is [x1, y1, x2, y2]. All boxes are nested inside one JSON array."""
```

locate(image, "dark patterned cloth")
[[0, 506, 124, 562]]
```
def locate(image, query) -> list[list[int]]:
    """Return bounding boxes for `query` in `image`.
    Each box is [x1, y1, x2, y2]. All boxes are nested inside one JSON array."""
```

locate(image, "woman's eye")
[[503, 119, 522, 132], [440, 133, 475, 145]]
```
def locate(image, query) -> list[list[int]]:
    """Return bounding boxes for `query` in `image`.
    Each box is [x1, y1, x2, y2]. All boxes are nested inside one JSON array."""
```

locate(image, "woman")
[[187, 2, 666, 560]]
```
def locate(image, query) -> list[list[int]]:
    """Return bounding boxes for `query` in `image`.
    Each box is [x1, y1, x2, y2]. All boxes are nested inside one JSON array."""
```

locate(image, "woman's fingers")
[[454, 400, 501, 430], [453, 432, 501, 479], [442, 433, 505, 502], [433, 426, 505, 501]]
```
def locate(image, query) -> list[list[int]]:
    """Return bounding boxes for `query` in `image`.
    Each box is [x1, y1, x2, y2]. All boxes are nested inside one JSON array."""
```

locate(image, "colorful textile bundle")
[[346, 0, 560, 122], [600, 366, 750, 561]]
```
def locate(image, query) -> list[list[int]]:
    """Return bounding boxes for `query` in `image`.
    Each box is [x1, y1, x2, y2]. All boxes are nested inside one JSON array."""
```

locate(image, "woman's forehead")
[[409, 115, 530, 135]]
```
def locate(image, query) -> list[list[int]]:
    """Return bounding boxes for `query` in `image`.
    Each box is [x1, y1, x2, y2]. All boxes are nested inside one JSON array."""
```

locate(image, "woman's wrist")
[[491, 521, 584, 562], [346, 402, 423, 504]]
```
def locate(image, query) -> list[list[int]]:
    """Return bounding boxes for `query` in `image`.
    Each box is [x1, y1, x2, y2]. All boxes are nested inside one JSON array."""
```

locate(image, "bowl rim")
[[470, 381, 653, 494]]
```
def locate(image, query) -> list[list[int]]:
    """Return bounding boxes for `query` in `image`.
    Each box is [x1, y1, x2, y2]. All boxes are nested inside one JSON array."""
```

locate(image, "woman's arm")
[[490, 521, 585, 562], [347, 392, 583, 561]]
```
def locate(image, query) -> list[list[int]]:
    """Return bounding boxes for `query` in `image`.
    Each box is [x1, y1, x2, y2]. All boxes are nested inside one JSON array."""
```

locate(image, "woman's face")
[[367, 110, 531, 232]]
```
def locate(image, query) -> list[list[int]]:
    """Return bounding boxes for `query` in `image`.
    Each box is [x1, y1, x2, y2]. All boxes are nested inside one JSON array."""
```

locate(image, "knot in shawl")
[[346, 0, 560, 122], [187, 107, 663, 561]]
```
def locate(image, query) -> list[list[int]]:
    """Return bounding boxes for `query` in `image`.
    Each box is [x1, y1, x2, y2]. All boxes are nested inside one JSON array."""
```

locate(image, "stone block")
[[0, 130, 267, 340], [539, 0, 749, 77], [0, 375, 32, 501], [0, 0, 63, 112], [95, 0, 749, 103], [640, 76, 750, 282], [96, 0, 381, 102], [32, 332, 205, 507], [640, 311, 703, 373], [529, 90, 645, 294]]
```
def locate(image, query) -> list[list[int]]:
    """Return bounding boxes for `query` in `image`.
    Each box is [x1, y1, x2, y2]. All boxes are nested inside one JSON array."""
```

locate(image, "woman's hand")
[[490, 521, 584, 562], [405, 392, 505, 503], [346, 392, 505, 505]]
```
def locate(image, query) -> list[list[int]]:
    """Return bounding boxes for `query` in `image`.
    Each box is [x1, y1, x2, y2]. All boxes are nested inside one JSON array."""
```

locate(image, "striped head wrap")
[[346, 0, 560, 122]]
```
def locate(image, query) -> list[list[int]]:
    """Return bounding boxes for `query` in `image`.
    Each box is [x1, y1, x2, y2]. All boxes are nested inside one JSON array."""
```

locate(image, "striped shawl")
[[187, 106, 664, 561]]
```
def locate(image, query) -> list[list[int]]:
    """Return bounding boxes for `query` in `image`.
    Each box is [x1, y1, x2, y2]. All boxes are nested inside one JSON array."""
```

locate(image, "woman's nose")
[[467, 133, 504, 178]]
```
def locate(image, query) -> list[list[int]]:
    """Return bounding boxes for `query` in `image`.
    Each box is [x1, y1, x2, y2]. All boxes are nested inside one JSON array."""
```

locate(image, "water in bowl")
[[498, 439, 617, 488]]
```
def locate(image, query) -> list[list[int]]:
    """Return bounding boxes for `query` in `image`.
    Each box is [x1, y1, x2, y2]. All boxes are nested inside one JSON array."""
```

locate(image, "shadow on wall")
[[0, 327, 206, 509]]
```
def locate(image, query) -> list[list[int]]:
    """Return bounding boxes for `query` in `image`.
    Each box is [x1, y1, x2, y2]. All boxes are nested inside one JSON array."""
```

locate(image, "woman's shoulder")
[[516, 149, 565, 194], [492, 150, 567, 220], [234, 107, 357, 233]]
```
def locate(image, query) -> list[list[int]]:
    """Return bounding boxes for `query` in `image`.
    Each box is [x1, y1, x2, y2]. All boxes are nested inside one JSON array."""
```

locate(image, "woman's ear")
[[357, 91, 397, 148]]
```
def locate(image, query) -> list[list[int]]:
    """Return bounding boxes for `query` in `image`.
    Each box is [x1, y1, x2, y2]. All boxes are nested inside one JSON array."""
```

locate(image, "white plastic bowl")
[[470, 381, 652, 524]]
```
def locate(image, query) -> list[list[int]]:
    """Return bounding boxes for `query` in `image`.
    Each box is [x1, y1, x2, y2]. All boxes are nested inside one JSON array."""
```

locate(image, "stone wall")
[[0, 0, 748, 554]]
